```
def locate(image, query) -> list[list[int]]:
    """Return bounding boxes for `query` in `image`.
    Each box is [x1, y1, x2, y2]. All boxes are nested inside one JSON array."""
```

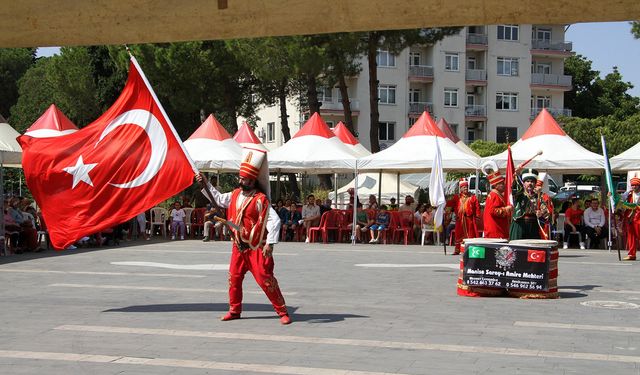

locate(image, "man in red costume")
[[197, 147, 291, 324], [623, 175, 640, 261], [451, 178, 480, 255], [483, 170, 513, 239]]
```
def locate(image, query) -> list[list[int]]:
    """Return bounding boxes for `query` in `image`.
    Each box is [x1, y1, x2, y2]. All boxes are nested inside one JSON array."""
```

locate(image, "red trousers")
[[227, 243, 288, 316], [626, 220, 640, 258]]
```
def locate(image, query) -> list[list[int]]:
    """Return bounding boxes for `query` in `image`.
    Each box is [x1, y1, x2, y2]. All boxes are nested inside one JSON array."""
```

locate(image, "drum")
[[507, 240, 559, 299], [457, 238, 508, 297]]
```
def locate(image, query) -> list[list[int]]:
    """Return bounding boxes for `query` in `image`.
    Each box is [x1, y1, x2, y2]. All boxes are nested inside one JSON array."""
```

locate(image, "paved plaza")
[[0, 239, 639, 374]]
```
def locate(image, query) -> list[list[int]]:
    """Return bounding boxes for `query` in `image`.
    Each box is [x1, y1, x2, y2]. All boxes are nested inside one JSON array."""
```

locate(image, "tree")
[[0, 48, 36, 120], [9, 58, 55, 132], [564, 54, 639, 119], [360, 28, 461, 153], [632, 21, 640, 39], [469, 140, 508, 157], [561, 114, 640, 156]]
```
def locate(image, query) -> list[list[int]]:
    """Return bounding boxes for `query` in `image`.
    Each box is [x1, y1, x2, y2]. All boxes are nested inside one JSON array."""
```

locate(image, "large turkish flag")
[[18, 57, 196, 250]]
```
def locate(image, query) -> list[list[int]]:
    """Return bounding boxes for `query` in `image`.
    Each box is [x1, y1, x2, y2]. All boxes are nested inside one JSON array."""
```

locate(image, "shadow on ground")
[[104, 303, 368, 323]]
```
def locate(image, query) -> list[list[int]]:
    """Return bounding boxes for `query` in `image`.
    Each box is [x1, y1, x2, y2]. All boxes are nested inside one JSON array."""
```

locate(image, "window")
[[497, 57, 519, 76], [409, 117, 418, 126], [449, 123, 459, 135], [445, 53, 459, 71], [444, 88, 458, 107], [378, 122, 395, 141], [496, 92, 518, 111], [325, 120, 334, 127], [467, 129, 476, 143], [378, 85, 396, 104], [409, 52, 421, 66], [496, 126, 518, 144], [409, 88, 421, 103], [535, 28, 551, 41], [467, 56, 476, 70], [532, 95, 551, 109], [534, 62, 551, 74], [376, 49, 396, 67], [497, 25, 519, 41], [317, 87, 332, 102], [267, 122, 275, 142], [467, 94, 475, 106]]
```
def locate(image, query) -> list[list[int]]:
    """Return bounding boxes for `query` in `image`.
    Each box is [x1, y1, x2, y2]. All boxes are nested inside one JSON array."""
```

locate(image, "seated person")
[[347, 208, 369, 243], [583, 199, 607, 249], [301, 194, 321, 242], [367, 194, 379, 210], [4, 207, 22, 253], [169, 201, 187, 240], [203, 206, 225, 242], [421, 205, 436, 244], [282, 203, 302, 241], [388, 197, 398, 211], [563, 198, 585, 249], [369, 205, 391, 243]]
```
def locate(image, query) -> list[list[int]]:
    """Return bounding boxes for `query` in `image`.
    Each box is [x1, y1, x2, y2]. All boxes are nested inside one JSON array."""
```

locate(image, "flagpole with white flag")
[[429, 136, 446, 253]]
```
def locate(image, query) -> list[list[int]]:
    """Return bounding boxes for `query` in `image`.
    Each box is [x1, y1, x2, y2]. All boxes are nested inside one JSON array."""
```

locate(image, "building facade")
[[251, 24, 573, 151]]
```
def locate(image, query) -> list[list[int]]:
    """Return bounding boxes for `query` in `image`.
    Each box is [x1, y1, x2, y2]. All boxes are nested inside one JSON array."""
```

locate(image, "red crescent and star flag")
[[18, 57, 197, 250]]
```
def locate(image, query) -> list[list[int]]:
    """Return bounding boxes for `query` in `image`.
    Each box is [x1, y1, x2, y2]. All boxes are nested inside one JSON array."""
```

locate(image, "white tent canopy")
[[358, 112, 480, 172], [329, 173, 420, 209], [269, 113, 356, 173], [611, 142, 640, 172], [485, 109, 603, 173], [332, 121, 371, 158], [0, 122, 22, 168], [184, 114, 242, 172]]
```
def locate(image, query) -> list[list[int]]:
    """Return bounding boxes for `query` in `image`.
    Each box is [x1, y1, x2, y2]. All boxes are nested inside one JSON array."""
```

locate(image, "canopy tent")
[[436, 118, 480, 158], [233, 121, 268, 152], [484, 109, 604, 173], [332, 121, 371, 157], [329, 173, 419, 209], [611, 142, 640, 172], [24, 104, 79, 138], [0, 122, 23, 168], [183, 114, 242, 172], [358, 111, 480, 172], [269, 113, 356, 173]]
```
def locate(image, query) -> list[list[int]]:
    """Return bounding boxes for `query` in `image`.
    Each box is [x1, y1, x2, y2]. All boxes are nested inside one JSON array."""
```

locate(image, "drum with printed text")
[[457, 238, 508, 297], [507, 239, 559, 299]]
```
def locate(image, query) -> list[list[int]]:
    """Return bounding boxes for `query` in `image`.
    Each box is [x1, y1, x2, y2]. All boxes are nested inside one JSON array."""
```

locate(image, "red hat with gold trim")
[[536, 179, 544, 188], [631, 173, 640, 186], [488, 171, 504, 185], [459, 177, 468, 187], [239, 147, 271, 200]]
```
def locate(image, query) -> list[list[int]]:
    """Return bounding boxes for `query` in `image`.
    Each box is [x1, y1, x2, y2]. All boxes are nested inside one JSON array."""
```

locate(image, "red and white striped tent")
[[269, 113, 356, 173], [24, 104, 79, 138], [184, 114, 242, 172], [436, 118, 480, 158], [485, 108, 603, 173], [233, 121, 268, 152], [332, 121, 371, 157], [358, 111, 479, 172]]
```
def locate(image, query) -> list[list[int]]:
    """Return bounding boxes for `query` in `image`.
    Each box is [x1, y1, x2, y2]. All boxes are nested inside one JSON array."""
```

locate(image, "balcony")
[[466, 33, 488, 49], [465, 69, 487, 83], [320, 99, 360, 114], [408, 101, 433, 114], [531, 40, 573, 56], [465, 105, 486, 118], [531, 107, 572, 118], [530, 73, 572, 90], [408, 65, 434, 82]]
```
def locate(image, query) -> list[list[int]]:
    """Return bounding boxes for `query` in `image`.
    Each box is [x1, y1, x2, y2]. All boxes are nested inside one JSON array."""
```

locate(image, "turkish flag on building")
[[18, 57, 196, 250], [527, 250, 546, 263]]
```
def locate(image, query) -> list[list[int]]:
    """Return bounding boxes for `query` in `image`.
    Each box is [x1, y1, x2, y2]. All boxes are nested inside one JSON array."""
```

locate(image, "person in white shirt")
[[399, 195, 417, 212], [583, 199, 607, 249], [301, 194, 321, 242], [169, 201, 186, 240]]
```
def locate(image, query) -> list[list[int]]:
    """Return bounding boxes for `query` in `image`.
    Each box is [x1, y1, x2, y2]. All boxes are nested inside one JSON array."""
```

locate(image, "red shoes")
[[220, 312, 241, 321], [280, 315, 292, 325]]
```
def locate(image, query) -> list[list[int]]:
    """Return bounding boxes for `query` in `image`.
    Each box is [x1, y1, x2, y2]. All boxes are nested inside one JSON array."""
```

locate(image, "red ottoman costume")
[[451, 178, 480, 254], [623, 176, 640, 260], [483, 171, 511, 240], [202, 147, 289, 322]]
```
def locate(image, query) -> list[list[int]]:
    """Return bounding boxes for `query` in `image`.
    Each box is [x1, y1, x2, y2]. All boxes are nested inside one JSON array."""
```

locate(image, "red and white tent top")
[[24, 104, 79, 137], [436, 118, 480, 158], [269, 113, 356, 173], [358, 112, 479, 172], [184, 114, 242, 172], [233, 121, 267, 152], [332, 121, 371, 157], [485, 108, 603, 173]]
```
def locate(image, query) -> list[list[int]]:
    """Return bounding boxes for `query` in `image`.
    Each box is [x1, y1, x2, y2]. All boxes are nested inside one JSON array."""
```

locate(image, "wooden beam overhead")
[[1, 0, 638, 47]]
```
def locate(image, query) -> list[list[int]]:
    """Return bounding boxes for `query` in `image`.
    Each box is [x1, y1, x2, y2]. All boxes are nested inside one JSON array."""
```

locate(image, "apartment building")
[[251, 24, 573, 151]]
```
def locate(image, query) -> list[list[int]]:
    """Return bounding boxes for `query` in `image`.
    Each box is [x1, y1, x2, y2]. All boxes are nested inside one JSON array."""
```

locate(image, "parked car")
[[616, 181, 627, 194], [552, 189, 599, 210]]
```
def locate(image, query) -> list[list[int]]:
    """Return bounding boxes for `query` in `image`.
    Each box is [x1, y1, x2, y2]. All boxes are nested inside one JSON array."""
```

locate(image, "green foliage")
[[0, 48, 36, 119], [469, 140, 508, 157], [632, 21, 640, 39], [560, 113, 640, 157], [564, 54, 639, 119]]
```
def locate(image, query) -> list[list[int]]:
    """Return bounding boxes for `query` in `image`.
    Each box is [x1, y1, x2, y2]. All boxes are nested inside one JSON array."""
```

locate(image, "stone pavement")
[[0, 239, 639, 374]]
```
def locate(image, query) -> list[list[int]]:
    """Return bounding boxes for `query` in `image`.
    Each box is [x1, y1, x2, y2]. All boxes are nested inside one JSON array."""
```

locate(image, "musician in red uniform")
[[623, 176, 640, 261], [197, 147, 291, 324], [483, 170, 513, 239], [451, 178, 480, 254]]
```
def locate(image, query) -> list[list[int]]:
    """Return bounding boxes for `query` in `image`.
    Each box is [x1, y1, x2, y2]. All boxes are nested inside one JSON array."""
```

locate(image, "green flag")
[[468, 246, 485, 258]]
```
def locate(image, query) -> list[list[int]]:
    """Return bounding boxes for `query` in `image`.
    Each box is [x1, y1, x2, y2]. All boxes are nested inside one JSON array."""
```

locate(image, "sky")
[[36, 22, 640, 97]]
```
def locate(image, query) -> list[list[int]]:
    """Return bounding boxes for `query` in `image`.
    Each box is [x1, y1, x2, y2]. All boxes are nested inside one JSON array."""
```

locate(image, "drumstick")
[[515, 150, 543, 172]]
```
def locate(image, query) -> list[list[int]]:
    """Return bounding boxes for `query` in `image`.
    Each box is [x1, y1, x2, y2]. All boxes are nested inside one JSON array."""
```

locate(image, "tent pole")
[[276, 170, 281, 202], [378, 171, 382, 207], [1, 157, 4, 253], [396, 172, 400, 208], [333, 172, 338, 209], [352, 162, 358, 245]]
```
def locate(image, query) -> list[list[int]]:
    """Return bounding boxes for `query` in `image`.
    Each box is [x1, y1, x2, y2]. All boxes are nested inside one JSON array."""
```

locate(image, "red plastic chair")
[[190, 208, 206, 238], [308, 211, 340, 243], [392, 210, 415, 245]]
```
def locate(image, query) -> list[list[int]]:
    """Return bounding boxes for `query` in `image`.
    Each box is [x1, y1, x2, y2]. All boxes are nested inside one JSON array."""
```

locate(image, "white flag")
[[429, 137, 446, 229]]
